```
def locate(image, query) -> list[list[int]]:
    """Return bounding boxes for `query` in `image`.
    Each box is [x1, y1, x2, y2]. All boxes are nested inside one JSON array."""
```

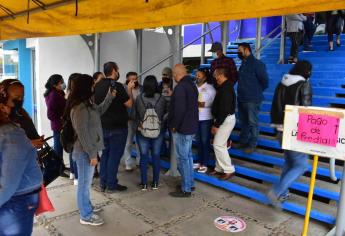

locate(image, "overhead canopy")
[[0, 0, 345, 40]]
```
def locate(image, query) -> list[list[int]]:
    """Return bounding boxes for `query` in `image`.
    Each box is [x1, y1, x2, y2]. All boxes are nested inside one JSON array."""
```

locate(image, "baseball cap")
[[209, 42, 223, 52]]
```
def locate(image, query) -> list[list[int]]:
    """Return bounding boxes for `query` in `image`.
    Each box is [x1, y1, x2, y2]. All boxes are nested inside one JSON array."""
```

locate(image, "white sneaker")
[[197, 166, 208, 173], [69, 173, 75, 180], [193, 163, 200, 170], [80, 214, 104, 226], [74, 179, 78, 186]]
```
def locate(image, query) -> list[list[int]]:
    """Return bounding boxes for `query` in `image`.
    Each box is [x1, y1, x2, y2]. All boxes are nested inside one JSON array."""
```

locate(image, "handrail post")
[[201, 23, 206, 64], [279, 16, 286, 64], [135, 29, 143, 82], [255, 17, 262, 59]]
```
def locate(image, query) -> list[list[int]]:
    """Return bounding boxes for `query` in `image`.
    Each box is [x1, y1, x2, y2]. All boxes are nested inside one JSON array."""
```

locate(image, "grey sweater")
[[71, 92, 113, 159], [132, 93, 168, 130], [286, 14, 307, 33]]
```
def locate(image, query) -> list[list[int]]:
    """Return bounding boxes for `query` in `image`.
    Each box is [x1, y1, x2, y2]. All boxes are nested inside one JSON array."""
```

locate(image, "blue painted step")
[[159, 159, 336, 225]]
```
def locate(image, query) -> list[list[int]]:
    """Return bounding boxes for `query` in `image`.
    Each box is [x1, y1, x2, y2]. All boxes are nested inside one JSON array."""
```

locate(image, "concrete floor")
[[33, 166, 332, 236]]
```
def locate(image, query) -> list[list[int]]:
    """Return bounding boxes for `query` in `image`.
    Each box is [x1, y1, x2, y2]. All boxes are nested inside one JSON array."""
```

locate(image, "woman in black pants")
[[326, 10, 345, 51]]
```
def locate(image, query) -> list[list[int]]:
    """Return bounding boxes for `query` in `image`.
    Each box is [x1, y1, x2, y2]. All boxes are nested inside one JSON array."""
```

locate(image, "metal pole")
[[94, 33, 100, 72], [335, 163, 345, 236], [255, 17, 262, 59], [135, 29, 143, 82], [221, 21, 229, 53], [201, 23, 206, 64], [206, 23, 215, 43], [279, 16, 286, 64], [302, 155, 319, 236]]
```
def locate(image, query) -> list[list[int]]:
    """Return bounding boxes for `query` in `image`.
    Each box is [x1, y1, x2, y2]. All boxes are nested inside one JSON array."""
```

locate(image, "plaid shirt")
[[211, 54, 238, 85]]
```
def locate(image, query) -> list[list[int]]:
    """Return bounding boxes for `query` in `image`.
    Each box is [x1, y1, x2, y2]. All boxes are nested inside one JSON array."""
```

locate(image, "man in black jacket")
[[94, 61, 135, 194], [168, 64, 199, 198], [209, 68, 237, 180], [268, 61, 312, 207]]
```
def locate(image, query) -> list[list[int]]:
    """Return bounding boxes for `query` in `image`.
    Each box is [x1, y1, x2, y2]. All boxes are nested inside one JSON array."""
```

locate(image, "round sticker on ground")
[[214, 216, 246, 233]]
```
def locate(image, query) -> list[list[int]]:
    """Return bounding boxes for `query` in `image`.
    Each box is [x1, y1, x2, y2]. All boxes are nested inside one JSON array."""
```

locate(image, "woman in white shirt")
[[194, 68, 216, 173]]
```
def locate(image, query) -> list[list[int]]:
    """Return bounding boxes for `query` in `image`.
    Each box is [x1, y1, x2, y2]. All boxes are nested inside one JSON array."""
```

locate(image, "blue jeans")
[[69, 153, 78, 179], [173, 132, 195, 192], [0, 193, 39, 236], [73, 151, 95, 220], [196, 120, 212, 166], [100, 128, 128, 189], [272, 132, 309, 198], [238, 102, 261, 148], [53, 131, 63, 161], [136, 132, 164, 185]]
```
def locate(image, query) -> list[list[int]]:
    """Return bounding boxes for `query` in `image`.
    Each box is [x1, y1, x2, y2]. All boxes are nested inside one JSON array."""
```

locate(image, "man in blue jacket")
[[168, 64, 199, 198], [236, 43, 269, 154]]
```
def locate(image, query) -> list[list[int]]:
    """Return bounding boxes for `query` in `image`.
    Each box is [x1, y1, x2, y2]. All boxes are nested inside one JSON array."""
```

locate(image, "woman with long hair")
[[65, 74, 116, 226], [0, 82, 43, 235], [44, 74, 68, 175], [1, 79, 44, 148], [133, 75, 167, 190]]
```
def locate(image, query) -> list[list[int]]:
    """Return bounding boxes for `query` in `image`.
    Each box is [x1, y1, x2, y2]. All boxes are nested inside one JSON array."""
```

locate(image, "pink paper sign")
[[297, 113, 340, 147]]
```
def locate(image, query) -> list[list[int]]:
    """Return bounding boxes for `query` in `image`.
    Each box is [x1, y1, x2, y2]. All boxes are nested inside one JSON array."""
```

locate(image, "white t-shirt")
[[197, 83, 216, 121]]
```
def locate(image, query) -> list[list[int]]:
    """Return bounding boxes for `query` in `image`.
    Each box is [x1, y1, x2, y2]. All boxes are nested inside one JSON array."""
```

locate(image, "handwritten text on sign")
[[297, 113, 340, 147]]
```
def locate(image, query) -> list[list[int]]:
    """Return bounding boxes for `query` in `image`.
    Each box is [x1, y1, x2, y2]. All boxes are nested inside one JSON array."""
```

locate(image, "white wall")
[[99, 30, 171, 82], [141, 31, 171, 79], [100, 31, 137, 83], [27, 36, 94, 137], [29, 30, 172, 138]]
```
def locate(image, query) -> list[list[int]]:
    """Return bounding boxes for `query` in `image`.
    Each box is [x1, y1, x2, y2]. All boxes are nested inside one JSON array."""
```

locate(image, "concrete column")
[[163, 25, 182, 177]]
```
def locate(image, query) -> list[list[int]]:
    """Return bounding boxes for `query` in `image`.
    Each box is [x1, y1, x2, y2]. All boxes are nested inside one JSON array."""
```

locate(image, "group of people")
[[286, 10, 345, 64], [0, 37, 315, 234]]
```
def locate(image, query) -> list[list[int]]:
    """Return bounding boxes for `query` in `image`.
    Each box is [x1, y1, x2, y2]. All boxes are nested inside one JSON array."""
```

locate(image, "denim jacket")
[[0, 123, 42, 207]]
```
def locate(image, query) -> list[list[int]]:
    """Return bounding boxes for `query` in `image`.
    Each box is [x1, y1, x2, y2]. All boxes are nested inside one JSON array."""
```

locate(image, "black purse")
[[37, 137, 64, 186]]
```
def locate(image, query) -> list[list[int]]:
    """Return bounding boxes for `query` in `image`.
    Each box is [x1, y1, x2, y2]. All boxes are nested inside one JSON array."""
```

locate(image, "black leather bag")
[[37, 138, 64, 186]]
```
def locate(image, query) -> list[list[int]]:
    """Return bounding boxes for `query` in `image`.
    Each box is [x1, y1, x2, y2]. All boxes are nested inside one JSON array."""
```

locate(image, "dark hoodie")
[[270, 74, 312, 127]]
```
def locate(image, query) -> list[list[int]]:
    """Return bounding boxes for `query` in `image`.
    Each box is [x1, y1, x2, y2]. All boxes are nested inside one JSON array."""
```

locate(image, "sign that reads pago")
[[282, 105, 345, 160]]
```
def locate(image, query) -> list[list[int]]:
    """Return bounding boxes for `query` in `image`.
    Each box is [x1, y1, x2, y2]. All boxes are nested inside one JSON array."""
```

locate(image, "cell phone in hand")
[[110, 80, 117, 92]]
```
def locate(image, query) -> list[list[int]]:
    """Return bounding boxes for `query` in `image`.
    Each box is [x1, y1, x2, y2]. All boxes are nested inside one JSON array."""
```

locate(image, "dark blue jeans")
[[196, 120, 212, 166], [136, 132, 164, 185], [100, 128, 128, 189], [303, 17, 316, 49], [0, 193, 39, 236], [238, 102, 261, 148], [53, 131, 63, 161]]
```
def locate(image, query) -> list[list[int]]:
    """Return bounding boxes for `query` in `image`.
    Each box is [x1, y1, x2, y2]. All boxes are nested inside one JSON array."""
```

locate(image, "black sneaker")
[[169, 191, 191, 198], [176, 185, 195, 192], [93, 185, 106, 193], [243, 147, 256, 154], [116, 184, 128, 191], [233, 143, 247, 149], [151, 182, 159, 190]]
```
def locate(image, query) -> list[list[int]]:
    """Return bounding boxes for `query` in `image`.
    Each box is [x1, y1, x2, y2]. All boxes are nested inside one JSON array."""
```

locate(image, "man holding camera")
[[94, 61, 135, 194]]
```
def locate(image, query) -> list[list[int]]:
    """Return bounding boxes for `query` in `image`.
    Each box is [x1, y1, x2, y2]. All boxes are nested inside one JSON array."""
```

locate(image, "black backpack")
[[60, 115, 76, 153]]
